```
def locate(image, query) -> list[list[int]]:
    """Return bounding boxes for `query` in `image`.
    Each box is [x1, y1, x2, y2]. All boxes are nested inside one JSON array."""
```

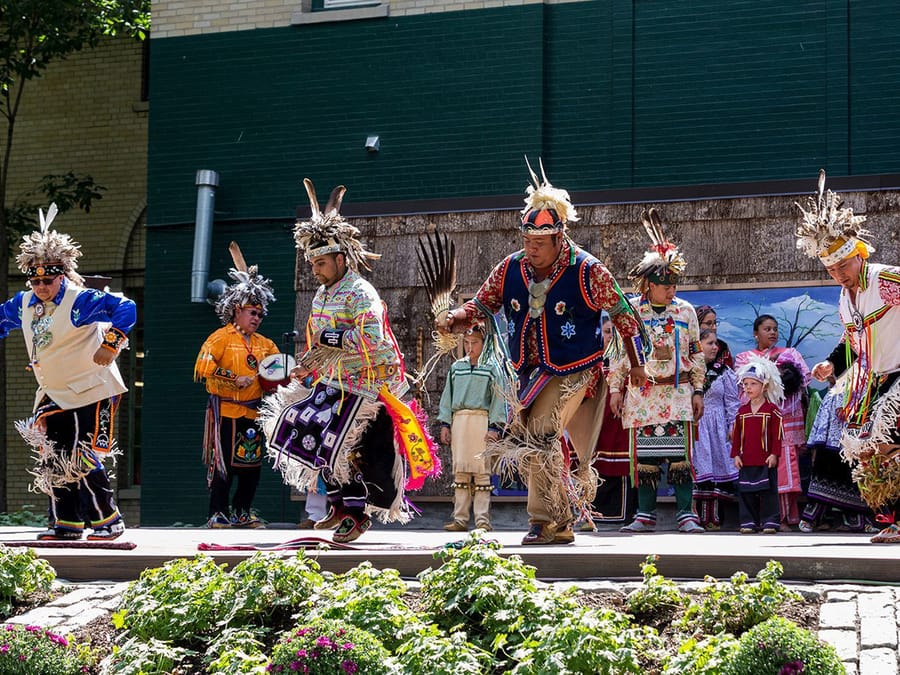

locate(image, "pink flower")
[[341, 660, 359, 674], [342, 642, 354, 650], [296, 627, 311, 637], [296, 649, 307, 658], [0, 644, 8, 653]]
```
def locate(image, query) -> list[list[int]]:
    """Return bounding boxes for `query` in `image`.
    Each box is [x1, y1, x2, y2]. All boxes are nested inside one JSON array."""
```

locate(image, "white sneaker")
[[678, 520, 705, 533], [620, 519, 655, 533]]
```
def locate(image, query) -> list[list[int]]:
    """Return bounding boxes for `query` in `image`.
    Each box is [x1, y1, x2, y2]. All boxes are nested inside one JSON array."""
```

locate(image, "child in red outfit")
[[732, 356, 785, 534]]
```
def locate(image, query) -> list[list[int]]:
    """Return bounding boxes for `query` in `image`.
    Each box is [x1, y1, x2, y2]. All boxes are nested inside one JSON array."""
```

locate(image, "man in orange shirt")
[[195, 243, 278, 528]]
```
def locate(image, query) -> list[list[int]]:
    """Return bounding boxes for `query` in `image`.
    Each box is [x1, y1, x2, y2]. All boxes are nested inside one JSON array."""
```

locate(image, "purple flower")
[[18, 655, 26, 661], [4, 626, 14, 632], [341, 660, 359, 674], [0, 644, 8, 653], [342, 642, 354, 650], [24, 625, 39, 633], [289, 662, 301, 672], [296, 627, 311, 636], [316, 636, 335, 649]]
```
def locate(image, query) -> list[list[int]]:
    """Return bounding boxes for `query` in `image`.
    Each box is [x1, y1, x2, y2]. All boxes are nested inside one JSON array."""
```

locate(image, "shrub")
[[0, 547, 55, 618], [510, 606, 663, 675], [677, 561, 802, 636], [0, 623, 93, 675], [225, 551, 324, 624], [268, 618, 390, 674], [310, 562, 420, 652], [102, 635, 198, 675], [625, 555, 687, 624], [724, 617, 846, 675], [663, 633, 740, 675], [114, 555, 234, 642], [390, 627, 494, 674], [204, 626, 270, 675]]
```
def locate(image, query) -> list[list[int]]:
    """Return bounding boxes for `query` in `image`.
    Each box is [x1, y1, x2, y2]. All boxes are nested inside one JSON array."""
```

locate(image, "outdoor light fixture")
[[365, 135, 380, 152]]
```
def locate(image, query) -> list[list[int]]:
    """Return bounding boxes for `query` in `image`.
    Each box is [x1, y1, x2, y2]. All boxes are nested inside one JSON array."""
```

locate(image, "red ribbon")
[[875, 513, 896, 525]]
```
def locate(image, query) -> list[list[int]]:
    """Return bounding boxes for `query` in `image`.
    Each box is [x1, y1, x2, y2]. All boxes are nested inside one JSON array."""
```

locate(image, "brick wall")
[[150, 0, 590, 38], [1, 36, 147, 514]]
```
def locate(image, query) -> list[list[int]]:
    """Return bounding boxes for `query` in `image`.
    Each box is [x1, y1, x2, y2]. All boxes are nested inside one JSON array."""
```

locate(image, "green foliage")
[[0, 547, 55, 618], [225, 551, 324, 624], [103, 635, 198, 675], [663, 634, 740, 675], [625, 555, 687, 619], [0, 623, 94, 675], [115, 555, 235, 642], [391, 627, 494, 674], [724, 617, 845, 675], [510, 605, 662, 675], [419, 533, 538, 634], [203, 626, 270, 675], [0, 508, 46, 528], [269, 618, 391, 675], [310, 562, 420, 652], [677, 561, 803, 635]]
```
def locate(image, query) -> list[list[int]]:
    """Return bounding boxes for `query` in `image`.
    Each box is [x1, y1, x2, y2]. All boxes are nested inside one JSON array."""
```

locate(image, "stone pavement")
[[7, 577, 898, 675]]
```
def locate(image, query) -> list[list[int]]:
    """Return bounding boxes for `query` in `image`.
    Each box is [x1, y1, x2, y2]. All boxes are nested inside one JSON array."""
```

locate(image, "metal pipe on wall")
[[190, 169, 220, 303]]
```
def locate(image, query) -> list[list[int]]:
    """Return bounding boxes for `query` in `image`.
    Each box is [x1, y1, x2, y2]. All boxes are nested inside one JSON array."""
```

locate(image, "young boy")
[[731, 357, 785, 534], [438, 325, 507, 531]]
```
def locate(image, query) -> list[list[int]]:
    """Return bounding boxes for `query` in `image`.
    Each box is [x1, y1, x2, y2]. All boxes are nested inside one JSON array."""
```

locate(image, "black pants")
[[326, 405, 398, 514], [40, 397, 121, 531], [591, 475, 637, 523], [208, 417, 262, 517]]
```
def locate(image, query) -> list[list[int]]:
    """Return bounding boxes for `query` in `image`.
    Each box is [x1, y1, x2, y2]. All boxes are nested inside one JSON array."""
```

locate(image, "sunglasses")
[[30, 277, 59, 287], [243, 308, 264, 318]]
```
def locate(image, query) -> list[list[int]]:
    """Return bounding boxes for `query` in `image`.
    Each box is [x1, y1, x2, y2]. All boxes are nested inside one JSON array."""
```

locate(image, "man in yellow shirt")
[[195, 243, 278, 528]]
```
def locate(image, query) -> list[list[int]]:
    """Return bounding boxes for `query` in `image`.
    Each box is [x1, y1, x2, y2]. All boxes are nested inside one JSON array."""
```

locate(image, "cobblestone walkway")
[[7, 580, 898, 674]]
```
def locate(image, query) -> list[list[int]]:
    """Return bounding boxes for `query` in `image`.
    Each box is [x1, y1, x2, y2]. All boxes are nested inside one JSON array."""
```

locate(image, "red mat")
[[1, 540, 136, 550], [198, 536, 359, 552]]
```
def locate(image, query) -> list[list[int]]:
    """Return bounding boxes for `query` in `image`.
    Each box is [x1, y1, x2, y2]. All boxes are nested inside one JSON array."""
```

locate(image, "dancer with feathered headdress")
[[1, 204, 135, 541], [194, 242, 279, 529], [259, 179, 440, 544], [608, 208, 707, 534], [440, 158, 647, 546], [797, 170, 900, 544]]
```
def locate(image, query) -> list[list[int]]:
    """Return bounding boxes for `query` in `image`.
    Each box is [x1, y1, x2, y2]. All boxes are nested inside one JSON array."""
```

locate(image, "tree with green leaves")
[[0, 0, 150, 510]]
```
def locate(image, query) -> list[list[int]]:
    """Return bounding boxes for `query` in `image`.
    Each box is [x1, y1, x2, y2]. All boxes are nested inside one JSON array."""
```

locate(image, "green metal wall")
[[142, 1, 900, 524]]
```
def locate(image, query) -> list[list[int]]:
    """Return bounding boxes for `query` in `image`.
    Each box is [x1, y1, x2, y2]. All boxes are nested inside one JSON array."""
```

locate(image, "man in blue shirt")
[[0, 205, 135, 540]]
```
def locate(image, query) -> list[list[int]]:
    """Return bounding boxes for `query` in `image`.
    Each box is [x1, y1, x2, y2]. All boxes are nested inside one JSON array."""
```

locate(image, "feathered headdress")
[[215, 241, 276, 325], [736, 355, 785, 406], [628, 208, 687, 294], [16, 203, 84, 285], [293, 178, 380, 271], [520, 157, 578, 234], [795, 169, 872, 266]]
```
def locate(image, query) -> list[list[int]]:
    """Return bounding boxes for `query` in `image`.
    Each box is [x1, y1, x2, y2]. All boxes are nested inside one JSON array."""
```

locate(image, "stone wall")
[[292, 188, 900, 495]]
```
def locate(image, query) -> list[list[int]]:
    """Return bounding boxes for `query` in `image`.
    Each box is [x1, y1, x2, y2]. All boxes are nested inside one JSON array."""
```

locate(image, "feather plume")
[[228, 241, 248, 273], [521, 156, 579, 225], [294, 178, 381, 271], [16, 202, 83, 284], [795, 169, 870, 259], [628, 208, 686, 292], [736, 355, 785, 406], [413, 230, 461, 382], [215, 241, 276, 324]]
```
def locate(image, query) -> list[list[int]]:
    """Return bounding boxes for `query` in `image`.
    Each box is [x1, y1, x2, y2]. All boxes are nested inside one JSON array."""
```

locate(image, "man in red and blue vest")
[[443, 162, 647, 545]]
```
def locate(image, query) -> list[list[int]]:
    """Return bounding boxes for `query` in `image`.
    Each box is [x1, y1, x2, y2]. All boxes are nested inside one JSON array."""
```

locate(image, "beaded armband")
[[214, 367, 237, 381], [626, 334, 647, 367], [100, 327, 128, 353], [319, 329, 345, 349]]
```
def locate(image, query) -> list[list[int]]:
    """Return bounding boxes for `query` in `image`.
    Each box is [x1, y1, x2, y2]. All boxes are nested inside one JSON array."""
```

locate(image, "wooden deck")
[[1, 525, 895, 583]]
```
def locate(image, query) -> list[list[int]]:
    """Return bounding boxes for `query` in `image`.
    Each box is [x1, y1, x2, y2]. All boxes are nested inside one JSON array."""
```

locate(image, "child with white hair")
[[731, 357, 785, 534]]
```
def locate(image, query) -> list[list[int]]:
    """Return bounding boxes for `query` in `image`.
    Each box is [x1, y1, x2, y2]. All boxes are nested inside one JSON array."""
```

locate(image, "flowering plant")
[[0, 623, 93, 675], [267, 618, 389, 674]]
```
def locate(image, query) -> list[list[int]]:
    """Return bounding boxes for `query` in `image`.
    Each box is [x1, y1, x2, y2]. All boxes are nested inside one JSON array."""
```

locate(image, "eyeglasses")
[[29, 277, 59, 287], [244, 309, 264, 318], [700, 319, 720, 327]]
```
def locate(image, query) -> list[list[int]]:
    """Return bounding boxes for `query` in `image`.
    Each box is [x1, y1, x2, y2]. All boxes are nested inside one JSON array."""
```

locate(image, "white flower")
[[554, 301, 567, 316]]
